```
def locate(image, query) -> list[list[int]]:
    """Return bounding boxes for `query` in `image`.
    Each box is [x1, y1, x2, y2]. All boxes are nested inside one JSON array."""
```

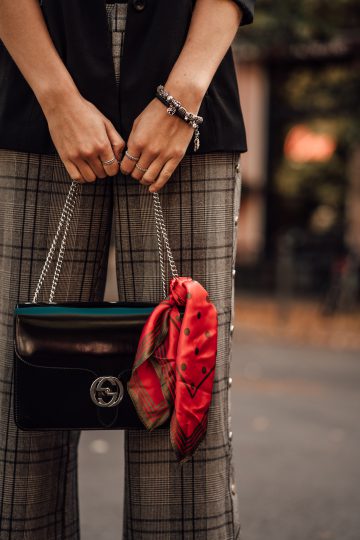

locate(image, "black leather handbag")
[[13, 181, 182, 431]]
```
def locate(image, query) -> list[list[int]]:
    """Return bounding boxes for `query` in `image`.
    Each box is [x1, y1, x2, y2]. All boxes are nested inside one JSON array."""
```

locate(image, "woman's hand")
[[119, 0, 244, 193], [119, 98, 195, 193], [0, 0, 125, 184], [45, 93, 125, 183]]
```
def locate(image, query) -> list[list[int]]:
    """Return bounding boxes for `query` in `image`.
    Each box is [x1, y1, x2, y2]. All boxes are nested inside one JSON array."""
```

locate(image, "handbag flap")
[[14, 303, 158, 373]]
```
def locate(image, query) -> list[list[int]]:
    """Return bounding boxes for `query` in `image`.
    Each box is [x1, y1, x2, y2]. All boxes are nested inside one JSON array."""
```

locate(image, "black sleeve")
[[233, 0, 256, 26]]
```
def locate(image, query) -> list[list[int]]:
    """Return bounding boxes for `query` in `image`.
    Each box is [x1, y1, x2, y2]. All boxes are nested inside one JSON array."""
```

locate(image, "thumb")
[[104, 119, 125, 160]]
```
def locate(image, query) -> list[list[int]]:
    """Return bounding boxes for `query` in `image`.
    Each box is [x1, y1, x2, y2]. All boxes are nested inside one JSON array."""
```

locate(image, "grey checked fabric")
[[0, 3, 243, 538]]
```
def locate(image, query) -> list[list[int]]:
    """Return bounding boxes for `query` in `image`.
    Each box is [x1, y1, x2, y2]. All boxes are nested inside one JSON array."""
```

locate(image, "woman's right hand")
[[0, 0, 124, 183], [44, 92, 125, 183]]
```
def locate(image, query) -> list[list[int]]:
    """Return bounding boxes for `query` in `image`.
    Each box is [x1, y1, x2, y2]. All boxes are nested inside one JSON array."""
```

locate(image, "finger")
[[149, 159, 178, 193], [131, 159, 150, 181], [65, 161, 86, 184], [86, 156, 107, 179], [99, 152, 119, 177], [141, 156, 164, 185], [75, 160, 97, 183], [130, 150, 159, 182], [98, 147, 119, 177], [104, 119, 125, 161], [119, 144, 142, 175]]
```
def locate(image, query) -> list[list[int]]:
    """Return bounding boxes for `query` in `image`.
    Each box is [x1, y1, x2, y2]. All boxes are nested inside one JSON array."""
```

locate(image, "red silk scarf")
[[127, 276, 218, 463]]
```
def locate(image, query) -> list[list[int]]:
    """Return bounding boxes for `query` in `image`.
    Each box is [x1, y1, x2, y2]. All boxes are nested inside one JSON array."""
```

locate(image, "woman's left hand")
[[119, 97, 196, 193]]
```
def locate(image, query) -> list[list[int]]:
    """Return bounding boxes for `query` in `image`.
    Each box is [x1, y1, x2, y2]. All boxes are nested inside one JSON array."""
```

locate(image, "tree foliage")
[[238, 0, 360, 53]]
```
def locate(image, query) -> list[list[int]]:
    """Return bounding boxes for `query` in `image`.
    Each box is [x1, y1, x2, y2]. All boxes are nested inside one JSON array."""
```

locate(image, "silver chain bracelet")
[[155, 84, 203, 152]]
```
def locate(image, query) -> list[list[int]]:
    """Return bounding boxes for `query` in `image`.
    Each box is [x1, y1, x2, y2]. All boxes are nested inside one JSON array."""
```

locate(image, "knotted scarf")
[[127, 276, 218, 463]]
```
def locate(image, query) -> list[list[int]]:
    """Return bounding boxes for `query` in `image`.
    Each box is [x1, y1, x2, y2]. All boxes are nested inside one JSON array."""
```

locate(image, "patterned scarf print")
[[127, 277, 218, 463]]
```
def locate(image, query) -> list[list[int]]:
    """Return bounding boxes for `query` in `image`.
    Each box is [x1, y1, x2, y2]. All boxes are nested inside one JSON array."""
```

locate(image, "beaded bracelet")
[[155, 84, 203, 152]]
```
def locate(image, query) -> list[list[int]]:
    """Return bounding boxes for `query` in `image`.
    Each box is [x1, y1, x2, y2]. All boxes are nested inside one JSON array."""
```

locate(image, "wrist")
[[163, 76, 206, 113], [36, 77, 81, 117]]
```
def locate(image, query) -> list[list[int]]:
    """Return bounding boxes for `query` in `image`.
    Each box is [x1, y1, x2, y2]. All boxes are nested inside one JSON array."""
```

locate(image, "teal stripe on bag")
[[14, 306, 155, 316]]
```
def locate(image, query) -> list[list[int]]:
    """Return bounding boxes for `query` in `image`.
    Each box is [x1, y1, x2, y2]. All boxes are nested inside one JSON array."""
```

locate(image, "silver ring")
[[101, 157, 117, 166], [125, 150, 140, 162], [135, 163, 148, 173]]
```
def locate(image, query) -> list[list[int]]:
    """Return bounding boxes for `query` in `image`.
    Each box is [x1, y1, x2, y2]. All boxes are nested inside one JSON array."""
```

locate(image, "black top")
[[0, 0, 256, 156]]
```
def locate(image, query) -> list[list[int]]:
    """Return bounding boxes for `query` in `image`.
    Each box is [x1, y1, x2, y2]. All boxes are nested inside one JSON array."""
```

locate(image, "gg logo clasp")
[[90, 376, 124, 408]]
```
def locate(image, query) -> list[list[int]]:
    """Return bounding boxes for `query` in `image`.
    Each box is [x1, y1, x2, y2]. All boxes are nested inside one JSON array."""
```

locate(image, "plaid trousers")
[[0, 4, 243, 539]]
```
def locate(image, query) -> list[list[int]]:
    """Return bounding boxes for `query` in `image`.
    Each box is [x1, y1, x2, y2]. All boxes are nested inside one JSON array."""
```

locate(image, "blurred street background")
[[79, 1, 360, 538]]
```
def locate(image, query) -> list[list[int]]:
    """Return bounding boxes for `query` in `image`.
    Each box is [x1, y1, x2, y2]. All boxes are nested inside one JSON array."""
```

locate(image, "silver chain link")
[[48, 184, 81, 303], [32, 181, 81, 303], [152, 191, 179, 297], [32, 182, 178, 303]]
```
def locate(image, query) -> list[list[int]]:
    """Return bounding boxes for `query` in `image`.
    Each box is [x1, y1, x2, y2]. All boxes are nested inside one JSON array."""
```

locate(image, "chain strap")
[[152, 191, 179, 298], [32, 181, 81, 303], [32, 181, 178, 303]]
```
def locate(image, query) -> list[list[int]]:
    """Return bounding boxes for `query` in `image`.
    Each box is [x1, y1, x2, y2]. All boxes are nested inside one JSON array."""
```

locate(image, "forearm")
[[165, 0, 243, 111], [0, 0, 79, 115], [0, 0, 123, 182]]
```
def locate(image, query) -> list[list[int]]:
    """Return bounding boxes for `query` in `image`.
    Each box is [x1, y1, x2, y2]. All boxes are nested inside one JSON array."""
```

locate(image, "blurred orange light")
[[284, 124, 336, 162]]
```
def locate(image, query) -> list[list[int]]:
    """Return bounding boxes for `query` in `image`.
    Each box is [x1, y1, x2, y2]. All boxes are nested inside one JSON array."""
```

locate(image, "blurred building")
[[232, 26, 360, 307]]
